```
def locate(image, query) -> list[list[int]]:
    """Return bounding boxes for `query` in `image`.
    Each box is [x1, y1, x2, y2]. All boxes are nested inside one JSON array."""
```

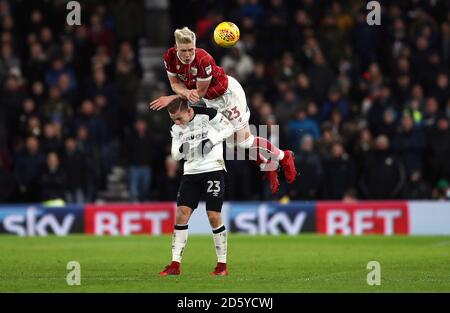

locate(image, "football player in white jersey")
[[159, 97, 233, 277]]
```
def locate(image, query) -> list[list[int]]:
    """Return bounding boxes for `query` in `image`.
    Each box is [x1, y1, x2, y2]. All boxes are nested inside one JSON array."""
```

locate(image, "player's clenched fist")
[[187, 90, 200, 103]]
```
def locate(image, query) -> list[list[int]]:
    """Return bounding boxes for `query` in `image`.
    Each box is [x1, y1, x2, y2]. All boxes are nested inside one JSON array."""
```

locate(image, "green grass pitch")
[[1, 235, 450, 292]]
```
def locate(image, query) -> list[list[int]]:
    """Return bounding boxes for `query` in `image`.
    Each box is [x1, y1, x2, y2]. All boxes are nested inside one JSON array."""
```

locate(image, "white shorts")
[[203, 75, 250, 131]]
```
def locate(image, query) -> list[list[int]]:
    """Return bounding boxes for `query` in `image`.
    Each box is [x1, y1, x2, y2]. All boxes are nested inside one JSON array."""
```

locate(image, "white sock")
[[276, 150, 285, 161], [259, 159, 279, 171], [212, 225, 227, 264], [172, 224, 188, 263]]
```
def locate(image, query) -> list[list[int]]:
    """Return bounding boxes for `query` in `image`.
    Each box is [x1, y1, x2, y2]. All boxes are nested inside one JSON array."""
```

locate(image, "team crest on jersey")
[[176, 65, 180, 70], [190, 67, 198, 76], [205, 65, 212, 75]]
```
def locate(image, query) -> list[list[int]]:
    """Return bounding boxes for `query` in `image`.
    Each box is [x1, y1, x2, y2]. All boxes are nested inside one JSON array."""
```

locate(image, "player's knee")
[[237, 134, 255, 149], [207, 211, 222, 228], [176, 206, 192, 224]]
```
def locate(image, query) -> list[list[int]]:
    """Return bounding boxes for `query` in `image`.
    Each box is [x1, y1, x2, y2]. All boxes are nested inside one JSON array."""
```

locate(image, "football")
[[213, 21, 240, 48]]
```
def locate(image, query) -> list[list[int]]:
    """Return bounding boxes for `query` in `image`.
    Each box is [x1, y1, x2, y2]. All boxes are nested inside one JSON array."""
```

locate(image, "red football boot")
[[159, 261, 180, 276], [211, 262, 228, 276], [279, 150, 297, 184], [262, 169, 280, 194]]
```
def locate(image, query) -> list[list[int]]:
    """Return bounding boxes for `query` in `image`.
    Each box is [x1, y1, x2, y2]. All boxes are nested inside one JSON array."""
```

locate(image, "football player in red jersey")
[[150, 27, 296, 194]]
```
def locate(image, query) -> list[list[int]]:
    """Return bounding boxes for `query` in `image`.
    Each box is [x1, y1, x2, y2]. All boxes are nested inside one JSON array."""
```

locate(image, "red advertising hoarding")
[[316, 201, 409, 235], [85, 203, 176, 235]]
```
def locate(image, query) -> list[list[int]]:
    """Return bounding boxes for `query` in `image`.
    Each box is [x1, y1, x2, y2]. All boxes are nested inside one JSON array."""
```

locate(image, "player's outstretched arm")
[[149, 94, 182, 111]]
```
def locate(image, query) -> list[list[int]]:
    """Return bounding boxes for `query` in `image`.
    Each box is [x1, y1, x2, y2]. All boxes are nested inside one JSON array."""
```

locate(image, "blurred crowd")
[[0, 0, 146, 203], [1, 0, 450, 203]]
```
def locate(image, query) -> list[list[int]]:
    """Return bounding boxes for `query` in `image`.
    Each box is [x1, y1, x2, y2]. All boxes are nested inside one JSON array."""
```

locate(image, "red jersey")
[[163, 47, 228, 100]]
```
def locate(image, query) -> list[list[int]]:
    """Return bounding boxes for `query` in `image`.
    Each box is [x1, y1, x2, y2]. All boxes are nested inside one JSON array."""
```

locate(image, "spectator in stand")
[[402, 170, 432, 199], [40, 27, 59, 58], [426, 115, 450, 184], [2, 75, 25, 140], [367, 84, 397, 136], [378, 108, 398, 140], [13, 136, 45, 202], [30, 80, 46, 108], [316, 122, 338, 160], [422, 97, 440, 135], [321, 87, 349, 121], [40, 122, 62, 155], [124, 118, 155, 202], [63, 136, 88, 204], [433, 72, 450, 108], [25, 42, 47, 83], [44, 57, 77, 91], [342, 189, 358, 203], [1, 42, 20, 76], [274, 86, 299, 124], [360, 135, 405, 199], [0, 155, 14, 202], [40, 152, 66, 202], [294, 73, 313, 104], [16, 98, 40, 139], [433, 179, 450, 200], [41, 86, 72, 124], [307, 51, 334, 103], [221, 42, 254, 84], [245, 61, 272, 97], [289, 134, 323, 200], [75, 125, 98, 201], [322, 141, 356, 200], [116, 41, 142, 79], [88, 13, 114, 57], [287, 107, 320, 151], [391, 113, 426, 176], [275, 51, 301, 83]]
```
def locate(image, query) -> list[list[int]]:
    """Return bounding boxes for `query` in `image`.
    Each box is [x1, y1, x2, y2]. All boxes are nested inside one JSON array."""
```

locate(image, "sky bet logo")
[[230, 204, 316, 234], [1, 207, 76, 236]]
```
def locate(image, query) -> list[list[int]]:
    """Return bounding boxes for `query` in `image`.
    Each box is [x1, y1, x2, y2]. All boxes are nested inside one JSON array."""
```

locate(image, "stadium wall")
[[0, 201, 449, 236]]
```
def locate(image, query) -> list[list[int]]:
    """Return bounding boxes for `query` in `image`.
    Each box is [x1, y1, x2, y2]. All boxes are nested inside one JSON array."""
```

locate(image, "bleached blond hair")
[[174, 27, 196, 45]]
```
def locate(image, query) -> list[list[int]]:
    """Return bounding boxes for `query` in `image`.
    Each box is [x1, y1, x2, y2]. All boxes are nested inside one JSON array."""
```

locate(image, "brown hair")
[[167, 97, 189, 114]]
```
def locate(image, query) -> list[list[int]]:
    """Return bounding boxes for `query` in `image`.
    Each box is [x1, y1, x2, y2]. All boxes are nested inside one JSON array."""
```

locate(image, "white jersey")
[[170, 108, 234, 175]]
